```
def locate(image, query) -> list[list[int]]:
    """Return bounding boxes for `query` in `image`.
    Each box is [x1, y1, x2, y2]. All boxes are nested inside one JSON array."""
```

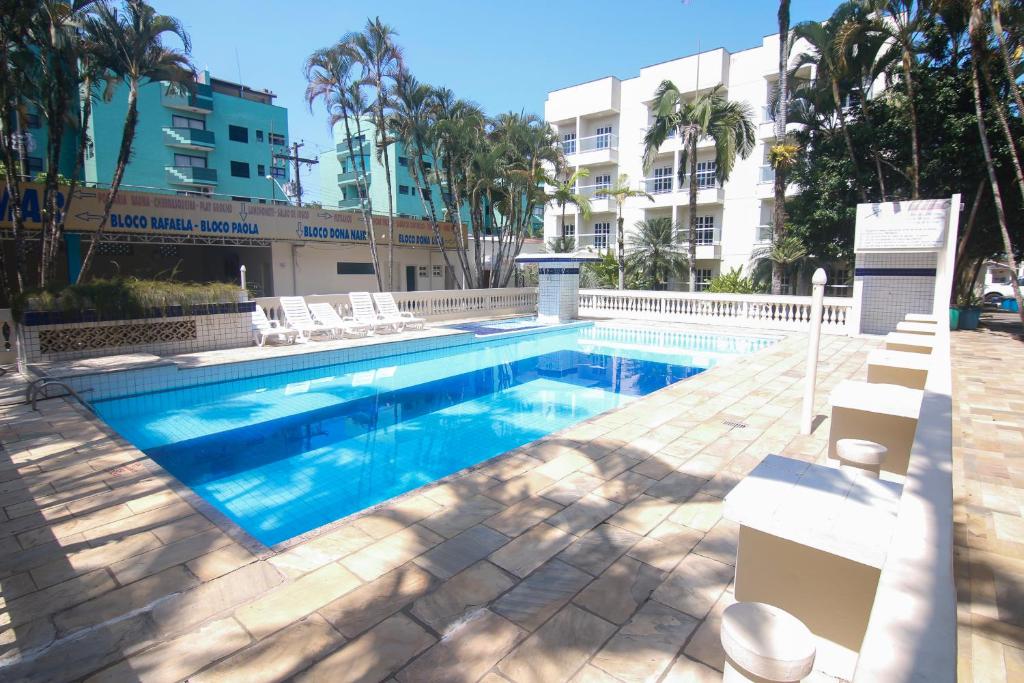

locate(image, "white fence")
[[255, 287, 538, 323], [578, 289, 853, 334]]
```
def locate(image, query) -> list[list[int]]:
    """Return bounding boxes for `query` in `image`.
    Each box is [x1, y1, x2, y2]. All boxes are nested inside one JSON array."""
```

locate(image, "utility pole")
[[272, 141, 318, 207]]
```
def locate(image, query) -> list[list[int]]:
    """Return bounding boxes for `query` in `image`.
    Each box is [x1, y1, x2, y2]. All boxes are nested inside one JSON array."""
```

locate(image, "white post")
[[239, 264, 247, 290], [801, 268, 827, 435]]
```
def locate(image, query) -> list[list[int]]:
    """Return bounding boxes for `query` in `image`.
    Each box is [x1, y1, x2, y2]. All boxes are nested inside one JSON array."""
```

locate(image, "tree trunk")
[[952, 179, 986, 303], [409, 149, 461, 289], [833, 79, 867, 202], [374, 99, 396, 291], [992, 7, 1024, 132], [902, 48, 922, 199], [971, 55, 1024, 324], [982, 67, 1024, 210], [78, 80, 140, 283], [345, 113, 383, 292], [772, 0, 790, 295], [687, 141, 697, 292], [617, 211, 625, 290]]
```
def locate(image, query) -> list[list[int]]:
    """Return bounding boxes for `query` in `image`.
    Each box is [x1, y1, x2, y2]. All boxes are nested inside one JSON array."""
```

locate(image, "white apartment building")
[[543, 33, 816, 291]]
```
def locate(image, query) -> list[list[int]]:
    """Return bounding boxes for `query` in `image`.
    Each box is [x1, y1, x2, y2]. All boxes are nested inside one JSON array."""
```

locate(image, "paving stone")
[[186, 542, 256, 581], [2, 568, 117, 630], [396, 609, 526, 683], [489, 523, 576, 578], [353, 496, 443, 540], [557, 523, 643, 576], [652, 552, 734, 619], [110, 527, 233, 584], [631, 454, 685, 480], [79, 499, 196, 543], [591, 600, 698, 682], [683, 588, 736, 671], [627, 520, 703, 573], [190, 613, 345, 683], [478, 452, 544, 482], [607, 495, 677, 535], [29, 531, 162, 588], [661, 656, 723, 682], [420, 495, 506, 538], [594, 470, 657, 504], [493, 559, 592, 630], [547, 493, 621, 536], [236, 562, 363, 640], [413, 524, 508, 579], [268, 525, 375, 577], [149, 512, 216, 544], [569, 665, 623, 683], [574, 556, 667, 625], [644, 471, 706, 504], [541, 471, 605, 505], [86, 616, 250, 683], [55, 565, 197, 636], [534, 452, 594, 481], [294, 613, 435, 683], [319, 563, 437, 638], [668, 493, 723, 532], [498, 604, 617, 682], [0, 614, 54, 659], [421, 474, 500, 507], [341, 524, 443, 582], [412, 560, 516, 634], [580, 451, 642, 480], [485, 497, 562, 536], [152, 561, 285, 637], [484, 471, 558, 505], [692, 518, 739, 566]]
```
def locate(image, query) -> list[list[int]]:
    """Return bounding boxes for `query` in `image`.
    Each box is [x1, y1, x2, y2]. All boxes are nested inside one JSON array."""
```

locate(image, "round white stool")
[[721, 602, 816, 683], [836, 438, 888, 479]]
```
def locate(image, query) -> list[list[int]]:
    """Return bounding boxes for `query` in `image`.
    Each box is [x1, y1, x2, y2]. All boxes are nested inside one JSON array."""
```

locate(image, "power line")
[[272, 141, 319, 207]]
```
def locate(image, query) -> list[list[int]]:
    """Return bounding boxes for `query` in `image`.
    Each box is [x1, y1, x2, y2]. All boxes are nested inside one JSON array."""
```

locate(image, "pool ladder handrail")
[[26, 378, 94, 414]]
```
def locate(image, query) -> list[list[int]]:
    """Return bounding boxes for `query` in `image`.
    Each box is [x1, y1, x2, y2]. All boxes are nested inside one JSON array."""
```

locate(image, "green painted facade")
[[85, 71, 289, 202]]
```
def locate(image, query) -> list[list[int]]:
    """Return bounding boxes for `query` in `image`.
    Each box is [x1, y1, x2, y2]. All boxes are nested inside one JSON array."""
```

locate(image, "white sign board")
[[854, 199, 951, 252]]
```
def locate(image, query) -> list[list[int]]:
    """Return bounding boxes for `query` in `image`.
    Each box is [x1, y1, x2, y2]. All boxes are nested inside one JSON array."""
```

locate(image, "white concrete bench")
[[828, 380, 924, 476], [884, 332, 935, 355], [725, 454, 903, 680], [895, 321, 937, 336], [866, 349, 931, 390]]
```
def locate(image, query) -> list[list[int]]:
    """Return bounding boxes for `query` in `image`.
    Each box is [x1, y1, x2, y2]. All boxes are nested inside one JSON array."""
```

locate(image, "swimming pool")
[[94, 324, 776, 546]]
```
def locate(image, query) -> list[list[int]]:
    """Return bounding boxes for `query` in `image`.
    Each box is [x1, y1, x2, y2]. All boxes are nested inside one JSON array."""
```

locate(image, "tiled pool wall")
[[51, 321, 596, 402]]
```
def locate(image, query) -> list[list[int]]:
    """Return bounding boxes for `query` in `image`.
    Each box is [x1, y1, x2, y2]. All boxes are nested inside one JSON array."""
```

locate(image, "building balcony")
[[336, 139, 371, 156], [560, 133, 618, 166], [162, 83, 214, 113], [336, 170, 368, 185], [756, 224, 774, 243], [165, 165, 218, 186], [162, 127, 215, 151]]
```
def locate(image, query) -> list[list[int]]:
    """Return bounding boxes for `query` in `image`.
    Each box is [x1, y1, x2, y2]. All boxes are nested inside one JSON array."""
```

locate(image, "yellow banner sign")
[[0, 183, 463, 248]]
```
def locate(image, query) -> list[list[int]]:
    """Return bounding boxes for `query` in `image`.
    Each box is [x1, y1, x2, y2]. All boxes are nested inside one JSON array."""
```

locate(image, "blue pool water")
[[94, 325, 775, 546]]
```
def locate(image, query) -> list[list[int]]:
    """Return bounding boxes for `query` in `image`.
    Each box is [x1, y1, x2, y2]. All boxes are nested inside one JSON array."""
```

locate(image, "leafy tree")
[[595, 173, 653, 289], [625, 217, 688, 290], [707, 267, 765, 294]]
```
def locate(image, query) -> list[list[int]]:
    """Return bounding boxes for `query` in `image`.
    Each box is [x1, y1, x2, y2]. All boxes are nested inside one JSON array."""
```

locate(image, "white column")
[[801, 268, 827, 435]]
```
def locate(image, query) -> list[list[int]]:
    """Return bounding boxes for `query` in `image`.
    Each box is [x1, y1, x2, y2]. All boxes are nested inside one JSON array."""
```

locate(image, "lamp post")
[[800, 268, 827, 435]]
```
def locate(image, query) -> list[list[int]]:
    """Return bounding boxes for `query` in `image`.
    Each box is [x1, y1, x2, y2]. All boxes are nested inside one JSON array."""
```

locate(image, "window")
[[398, 185, 410, 195], [594, 174, 611, 190], [420, 187, 432, 200], [270, 165, 285, 179], [418, 265, 428, 278], [652, 167, 672, 194], [834, 268, 850, 285], [256, 130, 264, 142], [595, 126, 613, 150], [423, 160, 432, 172], [26, 156, 43, 175], [594, 222, 611, 249], [432, 265, 442, 278], [562, 223, 575, 238], [172, 115, 204, 130], [268, 132, 285, 146], [228, 125, 248, 143], [780, 272, 791, 294], [695, 216, 716, 245], [337, 262, 375, 275], [562, 132, 576, 155], [230, 161, 250, 178], [173, 153, 206, 167], [231, 196, 251, 202], [398, 156, 409, 167], [257, 164, 265, 177], [695, 268, 713, 292], [695, 161, 717, 189]]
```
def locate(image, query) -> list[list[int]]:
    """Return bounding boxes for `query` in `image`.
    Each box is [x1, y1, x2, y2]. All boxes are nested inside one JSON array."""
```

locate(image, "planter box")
[[19, 302, 255, 363]]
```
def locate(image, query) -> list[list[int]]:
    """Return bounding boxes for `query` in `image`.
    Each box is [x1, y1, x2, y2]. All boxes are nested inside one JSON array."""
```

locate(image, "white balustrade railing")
[[578, 289, 852, 334], [254, 287, 538, 323]]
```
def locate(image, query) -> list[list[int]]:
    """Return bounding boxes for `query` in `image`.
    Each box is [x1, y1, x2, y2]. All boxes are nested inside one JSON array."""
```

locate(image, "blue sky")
[[166, 0, 838, 202]]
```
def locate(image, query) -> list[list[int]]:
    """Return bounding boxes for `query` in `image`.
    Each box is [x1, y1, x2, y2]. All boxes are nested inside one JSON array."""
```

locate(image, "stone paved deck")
[[953, 312, 1024, 683], [0, 326, 881, 682]]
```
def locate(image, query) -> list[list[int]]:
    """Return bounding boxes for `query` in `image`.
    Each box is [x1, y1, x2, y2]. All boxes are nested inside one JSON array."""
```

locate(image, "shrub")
[[14, 277, 242, 320], [707, 267, 765, 294]]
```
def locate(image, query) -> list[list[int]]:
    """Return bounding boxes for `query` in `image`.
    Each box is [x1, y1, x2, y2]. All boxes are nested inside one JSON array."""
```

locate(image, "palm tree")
[[352, 17, 402, 291], [77, 0, 194, 282], [969, 0, 1024, 322], [643, 82, 756, 291], [751, 235, 809, 294], [547, 167, 592, 245], [851, 0, 929, 199], [304, 39, 383, 291], [626, 217, 688, 290], [773, 0, 792, 296], [990, 1, 1024, 135], [595, 174, 653, 289]]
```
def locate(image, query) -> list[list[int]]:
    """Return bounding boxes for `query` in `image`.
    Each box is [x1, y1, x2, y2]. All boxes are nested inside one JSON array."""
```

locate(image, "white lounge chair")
[[279, 296, 341, 340], [252, 306, 299, 347], [372, 292, 426, 330], [349, 292, 403, 333], [308, 302, 371, 338]]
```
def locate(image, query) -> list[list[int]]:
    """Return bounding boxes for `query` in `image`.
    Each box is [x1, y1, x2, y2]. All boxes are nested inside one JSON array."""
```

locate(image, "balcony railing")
[[560, 133, 618, 154], [336, 170, 368, 185], [161, 83, 213, 113], [577, 183, 613, 199], [336, 139, 371, 156], [756, 224, 774, 242], [643, 176, 674, 194], [762, 105, 775, 124], [162, 127, 215, 150], [165, 165, 217, 185], [759, 165, 776, 184]]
